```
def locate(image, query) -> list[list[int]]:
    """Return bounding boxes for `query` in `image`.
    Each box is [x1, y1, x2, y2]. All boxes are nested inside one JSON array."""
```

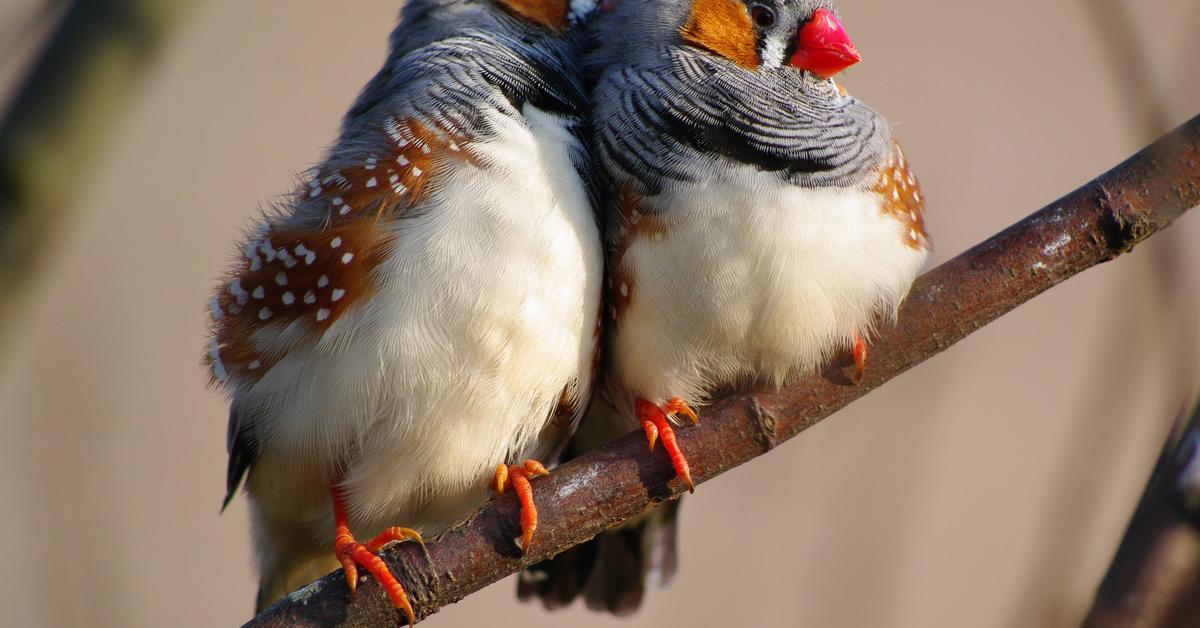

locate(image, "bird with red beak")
[[790, 7, 861, 77], [519, 0, 929, 614]]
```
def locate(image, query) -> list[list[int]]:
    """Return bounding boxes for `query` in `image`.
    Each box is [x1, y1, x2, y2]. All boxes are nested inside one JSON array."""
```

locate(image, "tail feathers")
[[518, 498, 681, 615], [251, 509, 340, 613]]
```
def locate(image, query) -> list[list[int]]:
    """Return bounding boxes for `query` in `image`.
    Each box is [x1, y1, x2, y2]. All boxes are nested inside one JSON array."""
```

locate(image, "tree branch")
[[1083, 398, 1200, 628], [245, 114, 1200, 627], [0, 0, 193, 336]]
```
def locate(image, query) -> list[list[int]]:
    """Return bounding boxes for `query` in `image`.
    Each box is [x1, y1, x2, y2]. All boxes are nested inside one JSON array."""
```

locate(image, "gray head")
[[593, 0, 860, 79], [387, 0, 600, 58], [341, 0, 601, 138]]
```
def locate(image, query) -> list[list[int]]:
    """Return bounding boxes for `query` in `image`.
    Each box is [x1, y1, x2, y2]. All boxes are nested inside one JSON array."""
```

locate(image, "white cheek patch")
[[760, 35, 788, 69]]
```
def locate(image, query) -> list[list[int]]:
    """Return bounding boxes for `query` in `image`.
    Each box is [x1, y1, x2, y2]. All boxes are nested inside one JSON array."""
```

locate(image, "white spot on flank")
[[249, 257, 263, 271], [330, 237, 342, 249], [448, 142, 460, 152], [365, 177, 378, 188], [248, 360, 261, 370], [331, 288, 346, 302], [909, 210, 918, 222], [339, 205, 351, 216], [909, 228, 918, 240], [258, 307, 272, 320], [332, 197, 343, 206], [619, 283, 628, 297], [1043, 233, 1071, 256], [305, 251, 316, 265], [1031, 261, 1048, 272], [258, 241, 276, 262], [365, 156, 378, 170], [230, 279, 250, 306], [892, 188, 900, 201], [303, 290, 317, 304], [208, 340, 228, 382], [341, 253, 354, 264], [281, 291, 295, 305], [310, 188, 321, 198], [410, 166, 423, 178], [317, 275, 330, 288], [275, 272, 288, 286], [420, 144, 431, 154], [294, 244, 309, 256], [210, 296, 225, 320], [396, 155, 410, 166], [316, 308, 330, 322], [252, 286, 266, 299]]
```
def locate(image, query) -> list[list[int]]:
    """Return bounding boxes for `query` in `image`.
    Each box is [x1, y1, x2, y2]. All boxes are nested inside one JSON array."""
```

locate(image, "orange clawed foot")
[[331, 486, 424, 625], [636, 397, 698, 493], [852, 334, 868, 384], [493, 459, 549, 553]]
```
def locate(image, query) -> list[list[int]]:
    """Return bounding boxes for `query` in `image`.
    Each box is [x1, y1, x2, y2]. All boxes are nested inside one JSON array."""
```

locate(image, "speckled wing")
[[209, 32, 600, 506]]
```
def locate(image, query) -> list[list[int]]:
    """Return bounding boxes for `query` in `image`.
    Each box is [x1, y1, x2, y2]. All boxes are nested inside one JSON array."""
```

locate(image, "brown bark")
[[1083, 400, 1200, 628], [245, 114, 1200, 627]]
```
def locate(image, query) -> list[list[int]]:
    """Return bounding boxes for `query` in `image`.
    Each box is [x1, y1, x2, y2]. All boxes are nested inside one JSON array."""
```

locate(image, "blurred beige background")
[[1, 1, 1198, 627]]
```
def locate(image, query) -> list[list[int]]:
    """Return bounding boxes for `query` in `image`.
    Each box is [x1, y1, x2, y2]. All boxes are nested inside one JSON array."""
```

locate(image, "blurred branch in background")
[[1083, 0, 1171, 141], [1084, 397, 1200, 628], [1013, 4, 1199, 623], [0, 1, 65, 76], [0, 0, 192, 337], [246, 116, 1200, 627]]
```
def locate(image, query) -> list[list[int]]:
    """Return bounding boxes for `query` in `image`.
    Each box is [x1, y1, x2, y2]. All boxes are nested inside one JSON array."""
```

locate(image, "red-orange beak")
[[788, 8, 861, 78]]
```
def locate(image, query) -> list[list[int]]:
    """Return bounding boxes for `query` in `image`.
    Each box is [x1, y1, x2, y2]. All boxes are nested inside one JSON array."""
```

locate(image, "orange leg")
[[493, 460, 549, 553], [636, 397, 698, 493], [852, 334, 868, 384], [331, 485, 424, 625]]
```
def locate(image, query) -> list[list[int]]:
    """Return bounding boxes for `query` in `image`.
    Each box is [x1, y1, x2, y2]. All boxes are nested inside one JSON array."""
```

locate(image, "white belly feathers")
[[246, 105, 602, 535], [613, 169, 927, 406]]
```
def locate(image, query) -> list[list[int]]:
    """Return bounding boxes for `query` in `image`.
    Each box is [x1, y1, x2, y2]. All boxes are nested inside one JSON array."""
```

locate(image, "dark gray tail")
[[518, 497, 681, 615]]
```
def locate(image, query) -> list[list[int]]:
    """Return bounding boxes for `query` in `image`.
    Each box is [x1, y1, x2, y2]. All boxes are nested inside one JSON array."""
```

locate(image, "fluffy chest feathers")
[[238, 105, 602, 531], [611, 168, 927, 406]]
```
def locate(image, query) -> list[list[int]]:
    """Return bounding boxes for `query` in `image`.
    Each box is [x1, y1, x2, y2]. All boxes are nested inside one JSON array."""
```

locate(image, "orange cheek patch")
[[872, 141, 929, 251], [494, 0, 568, 32], [680, 0, 759, 69]]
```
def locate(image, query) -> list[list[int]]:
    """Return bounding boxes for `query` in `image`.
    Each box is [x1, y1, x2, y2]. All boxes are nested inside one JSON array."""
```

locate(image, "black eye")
[[750, 4, 776, 28]]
